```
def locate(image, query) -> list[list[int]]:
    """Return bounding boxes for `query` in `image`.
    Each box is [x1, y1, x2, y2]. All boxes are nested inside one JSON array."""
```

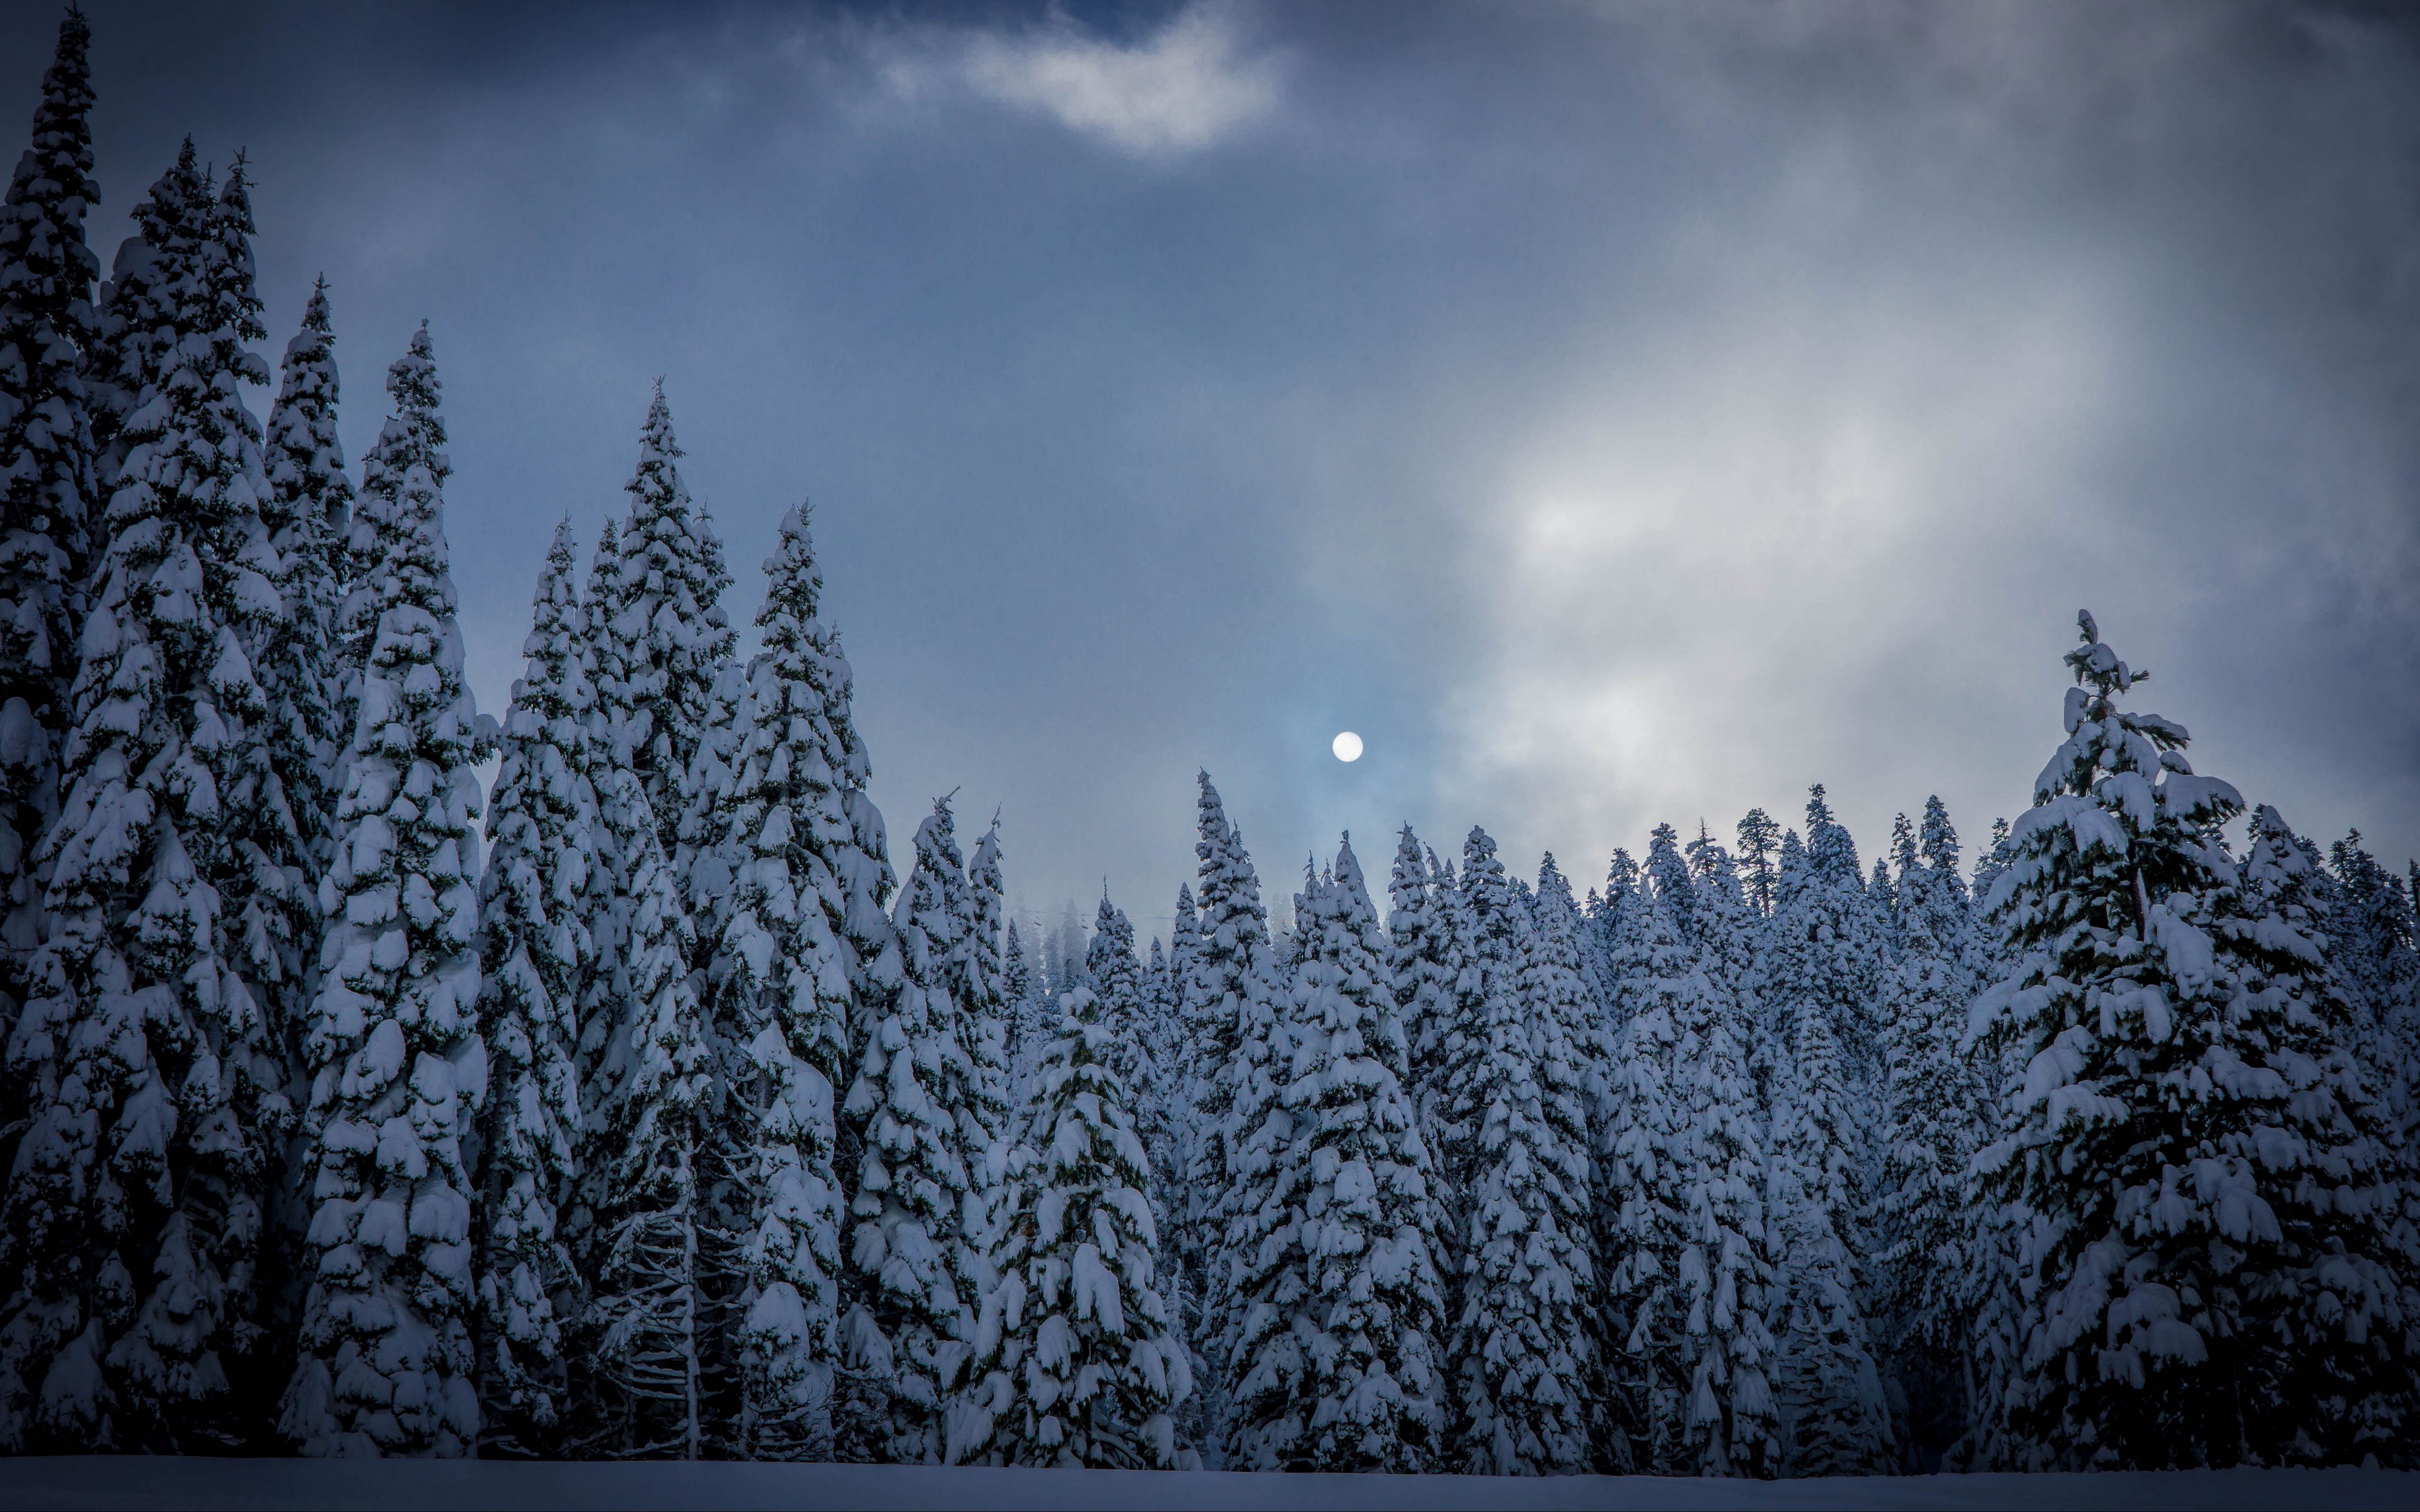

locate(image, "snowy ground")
[[0, 1460, 2411, 1511]]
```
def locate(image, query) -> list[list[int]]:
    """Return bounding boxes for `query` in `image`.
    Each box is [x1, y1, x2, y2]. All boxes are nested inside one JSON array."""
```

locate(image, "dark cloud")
[[11, 0, 2416, 931]]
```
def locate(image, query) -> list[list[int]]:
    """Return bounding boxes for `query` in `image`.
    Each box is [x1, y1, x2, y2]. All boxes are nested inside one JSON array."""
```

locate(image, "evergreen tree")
[[1644, 825, 1697, 942], [468, 522, 597, 1456], [1186, 772, 1289, 1467], [959, 817, 1015, 1218], [1085, 891, 1146, 1098], [0, 9, 101, 1088], [335, 322, 444, 700], [1249, 837, 1447, 1470], [1156, 885, 1202, 1220], [575, 763, 710, 1459], [256, 279, 349, 892], [88, 139, 202, 483], [1001, 917, 1036, 1078], [1664, 879, 1781, 1479], [1597, 889, 1692, 1473], [1768, 987, 1895, 1475], [1969, 612, 2417, 1469], [2, 152, 301, 1453], [954, 984, 1190, 1467], [1736, 810, 1781, 917], [695, 507, 882, 1460], [1871, 804, 1990, 1467], [839, 802, 972, 1464], [605, 384, 732, 873], [2228, 808, 2419, 1464], [1385, 827, 1458, 1204], [1445, 827, 1594, 1475], [2326, 832, 2419, 1162], [281, 325, 490, 1458]]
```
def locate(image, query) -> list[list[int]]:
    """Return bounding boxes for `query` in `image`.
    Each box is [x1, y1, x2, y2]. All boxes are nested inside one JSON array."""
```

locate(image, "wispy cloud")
[[881, 3, 1281, 158]]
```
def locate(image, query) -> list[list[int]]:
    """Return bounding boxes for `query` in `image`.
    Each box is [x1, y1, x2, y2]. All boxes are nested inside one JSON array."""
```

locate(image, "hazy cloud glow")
[[21, 0, 2417, 928]]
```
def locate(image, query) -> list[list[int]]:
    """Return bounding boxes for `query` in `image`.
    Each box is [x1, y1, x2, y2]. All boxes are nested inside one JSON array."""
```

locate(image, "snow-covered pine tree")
[[1242, 835, 1447, 1471], [1644, 825, 1697, 944], [925, 803, 1010, 1372], [1874, 795, 1990, 1467], [0, 8, 101, 1087], [1768, 976, 1895, 1475], [674, 657, 747, 970], [2325, 832, 2419, 1162], [573, 763, 711, 1460], [838, 796, 974, 1464], [281, 323, 491, 1458], [1591, 847, 1643, 1031], [960, 815, 1014, 1190], [1735, 810, 1780, 918], [1524, 852, 1613, 1465], [1596, 886, 1692, 1474], [335, 322, 442, 696], [0, 149, 293, 1455], [1386, 828, 1458, 1204], [1185, 771, 1291, 1467], [2223, 807, 2417, 1464], [1001, 917, 1036, 1079], [954, 983, 1190, 1467], [1969, 817, 2014, 956], [1969, 612, 2417, 1469], [1085, 891, 1146, 1101], [88, 139, 202, 484], [686, 505, 873, 1460], [1664, 873, 1781, 1479], [256, 278, 349, 898], [1133, 933, 1177, 1213], [1154, 878, 1207, 1454], [1783, 786, 1889, 1065], [1683, 828, 1765, 1044], [1444, 827, 1594, 1475], [468, 520, 597, 1457], [606, 384, 732, 876]]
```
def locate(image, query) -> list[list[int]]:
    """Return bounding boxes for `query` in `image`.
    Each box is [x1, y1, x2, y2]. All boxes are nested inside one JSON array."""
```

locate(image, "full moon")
[[1332, 731, 1364, 762]]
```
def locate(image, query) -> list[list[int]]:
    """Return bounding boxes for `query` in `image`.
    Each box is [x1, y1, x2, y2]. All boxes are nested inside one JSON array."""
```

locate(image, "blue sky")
[[17, 0, 2419, 934]]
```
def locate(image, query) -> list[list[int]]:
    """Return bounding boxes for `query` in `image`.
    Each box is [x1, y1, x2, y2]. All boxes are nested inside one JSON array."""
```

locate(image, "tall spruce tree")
[[1598, 887, 1693, 1473], [1, 149, 292, 1455], [2325, 832, 2419, 1164], [1445, 827, 1594, 1475], [1970, 612, 2416, 1469], [954, 983, 1190, 1467], [1186, 771, 1289, 1467], [606, 383, 732, 874], [575, 762, 710, 1459], [256, 280, 349, 895], [0, 9, 101, 1085], [468, 521, 597, 1456], [1666, 879, 1782, 1480], [1386, 828, 1458, 1206], [1768, 984, 1895, 1475], [1085, 891, 1146, 1102], [839, 801, 972, 1464], [281, 324, 490, 1458], [694, 507, 875, 1460], [88, 139, 202, 483], [1247, 836, 1446, 1470], [1875, 796, 1990, 1467]]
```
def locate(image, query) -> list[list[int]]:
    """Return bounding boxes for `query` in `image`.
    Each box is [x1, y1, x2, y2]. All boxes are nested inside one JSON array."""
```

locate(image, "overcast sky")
[[16, 0, 2418, 936]]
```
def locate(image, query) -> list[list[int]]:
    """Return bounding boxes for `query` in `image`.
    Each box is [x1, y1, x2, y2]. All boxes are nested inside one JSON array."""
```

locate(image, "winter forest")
[[3, 8, 2417, 1485]]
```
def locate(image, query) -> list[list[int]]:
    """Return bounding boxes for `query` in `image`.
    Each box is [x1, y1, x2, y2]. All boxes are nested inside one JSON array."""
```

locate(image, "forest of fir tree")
[[1, 8, 2416, 1477]]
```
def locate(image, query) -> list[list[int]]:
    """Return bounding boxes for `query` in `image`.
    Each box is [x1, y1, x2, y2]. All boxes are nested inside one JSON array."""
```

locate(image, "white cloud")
[[889, 3, 1280, 158]]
